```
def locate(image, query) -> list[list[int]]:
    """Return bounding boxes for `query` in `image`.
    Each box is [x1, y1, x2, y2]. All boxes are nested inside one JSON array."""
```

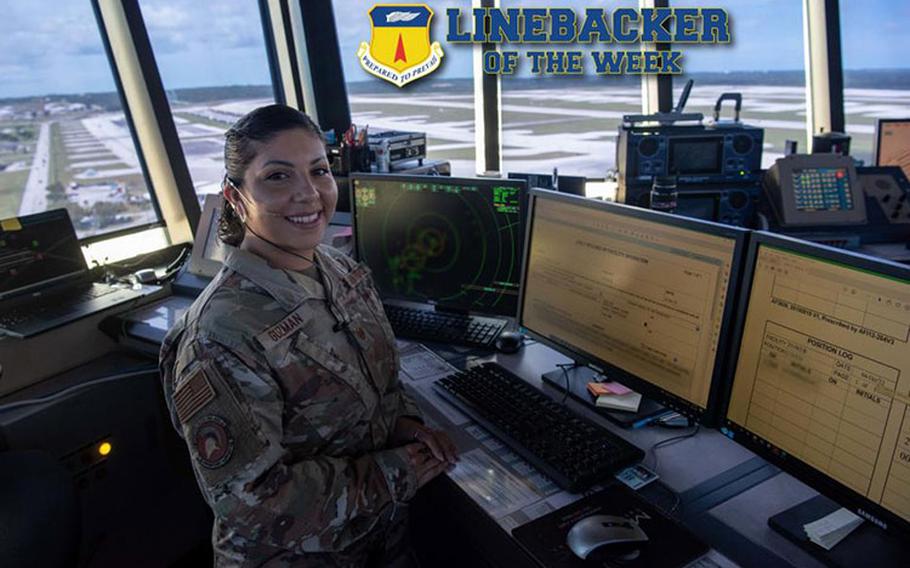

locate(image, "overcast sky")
[[0, 0, 906, 99]]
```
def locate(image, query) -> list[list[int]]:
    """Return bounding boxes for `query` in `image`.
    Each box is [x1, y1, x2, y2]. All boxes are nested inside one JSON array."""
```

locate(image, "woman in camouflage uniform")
[[159, 104, 457, 567]]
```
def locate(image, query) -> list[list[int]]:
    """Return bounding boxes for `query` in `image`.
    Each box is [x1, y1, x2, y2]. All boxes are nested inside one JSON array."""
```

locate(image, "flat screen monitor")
[[508, 172, 587, 197], [555, 174, 587, 197], [0, 209, 87, 300], [508, 172, 555, 190], [188, 193, 227, 278], [351, 174, 527, 317], [874, 118, 910, 181], [722, 232, 910, 536], [518, 189, 748, 422]]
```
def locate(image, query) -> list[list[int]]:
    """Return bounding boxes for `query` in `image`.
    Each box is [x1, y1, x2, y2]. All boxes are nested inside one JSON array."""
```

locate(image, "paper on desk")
[[396, 343, 470, 424], [685, 550, 738, 568], [588, 381, 633, 396], [804, 508, 862, 550], [595, 391, 642, 411], [398, 342, 456, 382], [603, 381, 632, 395], [448, 448, 543, 519], [464, 424, 489, 441]]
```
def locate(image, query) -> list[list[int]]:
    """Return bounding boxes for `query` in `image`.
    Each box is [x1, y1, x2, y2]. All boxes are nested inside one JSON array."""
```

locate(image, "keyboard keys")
[[435, 362, 644, 492], [0, 284, 120, 329], [383, 304, 507, 348]]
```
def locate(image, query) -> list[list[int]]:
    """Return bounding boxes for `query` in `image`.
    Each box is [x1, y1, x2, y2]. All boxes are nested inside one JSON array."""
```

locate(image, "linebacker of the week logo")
[[357, 4, 444, 87]]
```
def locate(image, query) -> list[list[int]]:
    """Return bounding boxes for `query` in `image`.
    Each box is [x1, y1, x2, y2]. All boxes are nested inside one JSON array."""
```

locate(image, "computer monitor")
[[351, 173, 527, 317], [508, 172, 587, 197], [722, 232, 910, 537], [1, 209, 87, 300], [188, 193, 227, 278], [555, 174, 587, 197], [874, 118, 910, 181], [517, 189, 748, 423], [508, 172, 555, 190]]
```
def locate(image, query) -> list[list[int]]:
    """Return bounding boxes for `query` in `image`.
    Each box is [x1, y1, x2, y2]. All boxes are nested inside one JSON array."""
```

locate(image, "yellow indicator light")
[[98, 442, 112, 457]]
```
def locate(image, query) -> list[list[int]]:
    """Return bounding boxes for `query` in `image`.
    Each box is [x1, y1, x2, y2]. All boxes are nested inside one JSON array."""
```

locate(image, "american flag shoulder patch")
[[174, 367, 216, 424]]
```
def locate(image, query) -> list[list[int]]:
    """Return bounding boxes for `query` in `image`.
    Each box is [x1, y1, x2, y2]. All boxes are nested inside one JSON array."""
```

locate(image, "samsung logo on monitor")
[[856, 508, 887, 531]]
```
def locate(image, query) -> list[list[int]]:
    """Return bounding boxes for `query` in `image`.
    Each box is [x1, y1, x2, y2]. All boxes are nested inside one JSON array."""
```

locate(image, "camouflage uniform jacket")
[[159, 244, 423, 567]]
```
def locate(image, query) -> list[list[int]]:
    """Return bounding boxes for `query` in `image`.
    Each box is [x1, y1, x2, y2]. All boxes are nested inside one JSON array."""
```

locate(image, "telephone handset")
[[763, 154, 866, 227]]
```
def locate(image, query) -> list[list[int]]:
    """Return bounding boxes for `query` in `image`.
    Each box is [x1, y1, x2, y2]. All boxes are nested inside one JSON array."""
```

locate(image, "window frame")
[[89, 0, 199, 245], [5, 0, 171, 245]]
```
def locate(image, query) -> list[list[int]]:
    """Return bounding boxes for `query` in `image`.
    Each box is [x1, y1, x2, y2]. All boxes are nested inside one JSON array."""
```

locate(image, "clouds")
[[140, 0, 267, 53], [0, 1, 106, 66], [0, 1, 114, 98]]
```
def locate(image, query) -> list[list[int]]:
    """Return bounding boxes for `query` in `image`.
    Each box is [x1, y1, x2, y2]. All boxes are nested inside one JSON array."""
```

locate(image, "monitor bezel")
[[350, 172, 528, 317], [516, 189, 749, 425], [719, 230, 910, 537], [873, 117, 910, 169]]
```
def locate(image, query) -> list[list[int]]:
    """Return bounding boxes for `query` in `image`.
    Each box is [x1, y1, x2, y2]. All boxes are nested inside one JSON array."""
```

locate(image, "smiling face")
[[224, 128, 337, 269]]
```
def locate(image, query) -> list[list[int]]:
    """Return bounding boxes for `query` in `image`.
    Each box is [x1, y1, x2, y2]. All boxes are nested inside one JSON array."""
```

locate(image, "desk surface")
[[396, 339, 831, 568], [118, 294, 839, 568]]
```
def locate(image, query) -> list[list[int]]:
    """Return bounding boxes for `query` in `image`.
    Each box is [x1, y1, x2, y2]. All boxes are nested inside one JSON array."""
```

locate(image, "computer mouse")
[[494, 331, 523, 354], [566, 514, 649, 560]]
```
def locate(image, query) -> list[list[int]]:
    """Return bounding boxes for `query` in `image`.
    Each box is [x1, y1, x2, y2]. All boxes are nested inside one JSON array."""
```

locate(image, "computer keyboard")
[[435, 362, 645, 492], [383, 304, 507, 349], [0, 285, 119, 328]]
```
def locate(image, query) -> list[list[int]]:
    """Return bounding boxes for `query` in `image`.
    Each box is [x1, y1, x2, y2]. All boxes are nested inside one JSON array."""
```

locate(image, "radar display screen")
[[352, 175, 527, 317]]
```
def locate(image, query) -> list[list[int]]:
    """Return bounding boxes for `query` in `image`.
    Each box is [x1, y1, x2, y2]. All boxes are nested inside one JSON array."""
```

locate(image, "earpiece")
[[233, 199, 247, 223]]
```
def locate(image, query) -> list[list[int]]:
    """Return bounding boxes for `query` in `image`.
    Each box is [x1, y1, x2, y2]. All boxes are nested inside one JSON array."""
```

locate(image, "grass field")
[[0, 169, 28, 217], [49, 121, 69, 188]]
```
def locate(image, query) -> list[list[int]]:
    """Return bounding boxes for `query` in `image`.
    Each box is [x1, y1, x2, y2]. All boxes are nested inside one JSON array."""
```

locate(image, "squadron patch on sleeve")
[[194, 415, 235, 469], [174, 367, 216, 423]]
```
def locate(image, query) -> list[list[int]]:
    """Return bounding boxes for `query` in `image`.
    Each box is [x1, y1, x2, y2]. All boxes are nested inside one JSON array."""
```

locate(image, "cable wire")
[[645, 423, 701, 473], [555, 362, 578, 405]]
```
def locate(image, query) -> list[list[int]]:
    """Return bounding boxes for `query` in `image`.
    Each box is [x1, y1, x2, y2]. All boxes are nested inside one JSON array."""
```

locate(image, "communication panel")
[[617, 125, 764, 189], [764, 154, 866, 227], [620, 181, 760, 228]]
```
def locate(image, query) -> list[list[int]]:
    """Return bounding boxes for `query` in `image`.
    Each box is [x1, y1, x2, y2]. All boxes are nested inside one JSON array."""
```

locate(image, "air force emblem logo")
[[358, 4, 444, 87]]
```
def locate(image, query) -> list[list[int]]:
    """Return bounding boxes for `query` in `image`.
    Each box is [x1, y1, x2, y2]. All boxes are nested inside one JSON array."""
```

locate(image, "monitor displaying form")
[[724, 233, 910, 534], [518, 190, 747, 421], [351, 174, 527, 317], [875, 118, 910, 181]]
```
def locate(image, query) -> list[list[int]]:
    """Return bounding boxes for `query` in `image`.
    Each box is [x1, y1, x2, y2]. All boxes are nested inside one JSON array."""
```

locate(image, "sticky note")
[[603, 381, 632, 395], [1, 218, 22, 231]]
